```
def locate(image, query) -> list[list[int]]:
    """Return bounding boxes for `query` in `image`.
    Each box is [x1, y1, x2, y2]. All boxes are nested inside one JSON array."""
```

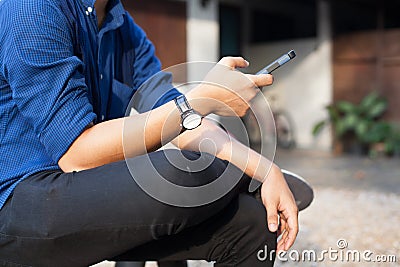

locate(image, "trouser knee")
[[129, 150, 248, 230], [213, 194, 277, 266]]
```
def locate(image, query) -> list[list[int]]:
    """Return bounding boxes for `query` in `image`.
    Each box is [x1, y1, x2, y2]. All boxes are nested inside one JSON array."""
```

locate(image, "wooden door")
[[121, 0, 187, 72], [332, 0, 400, 122]]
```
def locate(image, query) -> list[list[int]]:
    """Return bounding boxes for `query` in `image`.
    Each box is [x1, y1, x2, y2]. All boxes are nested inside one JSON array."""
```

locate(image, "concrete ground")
[[274, 149, 400, 267], [93, 149, 400, 267]]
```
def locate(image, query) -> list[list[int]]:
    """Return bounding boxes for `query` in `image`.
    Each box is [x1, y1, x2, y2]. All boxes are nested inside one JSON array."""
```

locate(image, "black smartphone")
[[256, 50, 296, 75]]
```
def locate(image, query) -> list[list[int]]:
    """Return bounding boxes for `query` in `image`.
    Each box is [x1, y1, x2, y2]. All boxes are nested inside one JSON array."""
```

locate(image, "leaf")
[[335, 120, 347, 137], [384, 140, 395, 154], [312, 121, 326, 136], [343, 114, 358, 129], [326, 105, 339, 122], [359, 91, 380, 111], [366, 101, 387, 119], [364, 121, 392, 143], [336, 101, 357, 114], [355, 120, 369, 139]]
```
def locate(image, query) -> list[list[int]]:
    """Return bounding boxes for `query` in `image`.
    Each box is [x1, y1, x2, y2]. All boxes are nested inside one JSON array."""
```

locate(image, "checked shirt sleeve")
[[3, 0, 96, 163]]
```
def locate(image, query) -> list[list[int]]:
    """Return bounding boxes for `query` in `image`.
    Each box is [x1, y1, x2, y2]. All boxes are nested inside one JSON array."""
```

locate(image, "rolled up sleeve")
[[4, 0, 96, 162]]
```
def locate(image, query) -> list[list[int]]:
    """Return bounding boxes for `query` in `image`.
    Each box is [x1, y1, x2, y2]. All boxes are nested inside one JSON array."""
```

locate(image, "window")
[[384, 0, 400, 29], [219, 4, 242, 57], [332, 0, 377, 35], [250, 0, 316, 43]]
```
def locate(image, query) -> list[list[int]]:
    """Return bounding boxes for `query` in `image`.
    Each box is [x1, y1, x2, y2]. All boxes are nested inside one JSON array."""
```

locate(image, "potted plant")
[[312, 92, 388, 155], [381, 125, 400, 157]]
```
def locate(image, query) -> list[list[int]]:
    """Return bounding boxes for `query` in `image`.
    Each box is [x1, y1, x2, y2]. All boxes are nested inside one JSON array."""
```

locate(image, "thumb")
[[266, 202, 279, 232], [219, 56, 249, 69], [247, 73, 274, 88]]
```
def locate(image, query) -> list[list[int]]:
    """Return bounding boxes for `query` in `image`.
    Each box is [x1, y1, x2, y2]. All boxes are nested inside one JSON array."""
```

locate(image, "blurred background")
[[95, 0, 400, 266], [121, 0, 400, 154]]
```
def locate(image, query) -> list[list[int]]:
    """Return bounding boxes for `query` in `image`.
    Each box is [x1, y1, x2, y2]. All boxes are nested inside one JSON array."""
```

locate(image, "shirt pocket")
[[109, 79, 136, 119]]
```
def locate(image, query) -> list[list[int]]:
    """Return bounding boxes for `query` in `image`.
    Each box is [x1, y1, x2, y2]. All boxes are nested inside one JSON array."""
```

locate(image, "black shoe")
[[281, 169, 314, 211]]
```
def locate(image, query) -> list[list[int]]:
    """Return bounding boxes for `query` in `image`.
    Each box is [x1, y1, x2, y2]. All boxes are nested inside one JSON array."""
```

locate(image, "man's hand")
[[262, 165, 299, 251], [174, 119, 299, 251], [187, 57, 273, 117], [59, 57, 272, 172]]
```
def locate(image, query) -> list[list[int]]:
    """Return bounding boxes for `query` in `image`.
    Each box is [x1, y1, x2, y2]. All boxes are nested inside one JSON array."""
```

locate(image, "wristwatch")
[[174, 95, 202, 130]]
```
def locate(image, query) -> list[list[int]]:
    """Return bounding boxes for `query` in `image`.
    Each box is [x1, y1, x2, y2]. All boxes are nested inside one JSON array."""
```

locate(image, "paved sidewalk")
[[275, 149, 400, 194], [93, 149, 400, 267], [275, 149, 399, 267]]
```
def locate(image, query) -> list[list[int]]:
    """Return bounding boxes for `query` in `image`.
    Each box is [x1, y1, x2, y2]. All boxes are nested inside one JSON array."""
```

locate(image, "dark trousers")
[[115, 261, 187, 267], [0, 150, 276, 267]]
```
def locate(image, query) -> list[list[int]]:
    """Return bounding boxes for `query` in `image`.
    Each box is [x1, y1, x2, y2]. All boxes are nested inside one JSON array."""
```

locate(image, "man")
[[0, 0, 298, 266]]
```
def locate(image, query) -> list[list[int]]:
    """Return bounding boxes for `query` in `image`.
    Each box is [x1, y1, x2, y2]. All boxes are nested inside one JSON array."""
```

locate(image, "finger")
[[278, 230, 292, 252], [265, 202, 279, 232], [246, 73, 274, 88], [277, 231, 288, 252], [278, 215, 287, 236], [277, 214, 283, 236], [278, 226, 289, 243], [219, 57, 249, 69], [277, 217, 289, 251], [283, 212, 299, 251]]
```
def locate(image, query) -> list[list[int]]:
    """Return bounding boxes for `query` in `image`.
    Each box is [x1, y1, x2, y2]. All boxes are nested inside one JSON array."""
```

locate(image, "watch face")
[[183, 113, 202, 130]]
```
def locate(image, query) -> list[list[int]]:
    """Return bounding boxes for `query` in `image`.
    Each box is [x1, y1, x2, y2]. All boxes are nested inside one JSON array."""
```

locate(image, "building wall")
[[186, 0, 220, 81], [121, 0, 187, 80], [243, 39, 332, 150], [333, 29, 400, 123], [123, 0, 334, 150], [243, 1, 333, 150]]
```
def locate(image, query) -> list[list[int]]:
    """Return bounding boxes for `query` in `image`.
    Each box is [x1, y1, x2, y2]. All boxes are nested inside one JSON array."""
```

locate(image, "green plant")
[[367, 122, 399, 157], [384, 126, 400, 156], [312, 91, 397, 155]]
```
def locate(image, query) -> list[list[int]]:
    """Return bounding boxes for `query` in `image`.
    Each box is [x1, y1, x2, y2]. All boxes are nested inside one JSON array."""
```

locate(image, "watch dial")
[[183, 114, 202, 129]]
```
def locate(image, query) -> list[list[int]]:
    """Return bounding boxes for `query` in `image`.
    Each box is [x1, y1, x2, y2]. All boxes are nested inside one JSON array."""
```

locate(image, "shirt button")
[[101, 115, 105, 120], [100, 74, 103, 80], [86, 7, 93, 16]]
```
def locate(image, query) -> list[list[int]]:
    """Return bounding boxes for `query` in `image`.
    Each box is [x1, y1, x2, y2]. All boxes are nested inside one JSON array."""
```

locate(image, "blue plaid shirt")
[[0, 0, 181, 209]]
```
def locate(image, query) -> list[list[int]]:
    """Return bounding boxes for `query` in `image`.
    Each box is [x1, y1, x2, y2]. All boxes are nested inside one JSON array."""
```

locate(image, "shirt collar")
[[80, 0, 124, 18], [98, 0, 125, 36], [80, 0, 125, 33], [107, 0, 125, 22]]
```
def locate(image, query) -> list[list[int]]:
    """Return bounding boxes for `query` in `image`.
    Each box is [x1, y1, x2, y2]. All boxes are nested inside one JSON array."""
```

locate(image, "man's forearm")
[[59, 99, 184, 172], [58, 57, 274, 173], [172, 119, 275, 183]]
